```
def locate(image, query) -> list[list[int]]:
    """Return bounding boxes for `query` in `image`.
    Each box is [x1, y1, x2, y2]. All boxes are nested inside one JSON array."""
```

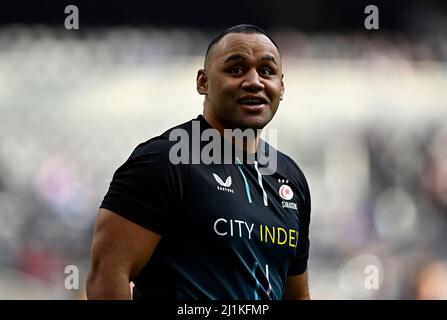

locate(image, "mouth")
[[237, 96, 268, 109]]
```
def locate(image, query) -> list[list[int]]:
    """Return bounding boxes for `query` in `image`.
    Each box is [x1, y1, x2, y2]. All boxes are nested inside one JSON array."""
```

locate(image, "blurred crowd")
[[0, 25, 446, 299]]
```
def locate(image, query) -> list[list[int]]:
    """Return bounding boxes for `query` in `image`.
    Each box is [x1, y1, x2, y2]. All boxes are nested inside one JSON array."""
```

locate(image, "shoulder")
[[263, 141, 307, 181], [263, 141, 310, 196], [130, 137, 174, 160], [282, 153, 310, 194], [271, 146, 312, 220], [279, 152, 308, 185], [129, 118, 196, 160]]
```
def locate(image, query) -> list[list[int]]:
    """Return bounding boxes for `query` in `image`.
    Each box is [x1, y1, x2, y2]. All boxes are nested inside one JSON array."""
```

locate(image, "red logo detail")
[[279, 185, 293, 200]]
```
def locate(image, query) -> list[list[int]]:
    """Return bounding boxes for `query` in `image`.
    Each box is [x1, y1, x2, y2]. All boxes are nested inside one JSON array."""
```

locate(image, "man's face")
[[198, 33, 284, 130]]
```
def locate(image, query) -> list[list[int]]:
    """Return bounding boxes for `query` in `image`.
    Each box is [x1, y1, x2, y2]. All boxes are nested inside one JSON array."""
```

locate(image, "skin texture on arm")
[[86, 208, 161, 300], [284, 272, 310, 300]]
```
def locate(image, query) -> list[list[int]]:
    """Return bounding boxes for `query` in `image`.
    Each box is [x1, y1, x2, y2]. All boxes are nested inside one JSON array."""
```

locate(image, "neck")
[[202, 108, 261, 154]]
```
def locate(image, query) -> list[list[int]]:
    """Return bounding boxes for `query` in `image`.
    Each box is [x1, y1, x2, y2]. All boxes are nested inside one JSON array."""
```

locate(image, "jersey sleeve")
[[287, 162, 311, 276], [100, 138, 186, 235]]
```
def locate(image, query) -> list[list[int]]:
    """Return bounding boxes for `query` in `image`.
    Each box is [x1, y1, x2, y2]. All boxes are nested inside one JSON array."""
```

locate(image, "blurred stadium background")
[[0, 0, 446, 299]]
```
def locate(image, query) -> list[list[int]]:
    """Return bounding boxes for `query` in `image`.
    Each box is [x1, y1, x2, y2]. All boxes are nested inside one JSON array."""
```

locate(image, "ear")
[[197, 69, 208, 95], [280, 74, 285, 100]]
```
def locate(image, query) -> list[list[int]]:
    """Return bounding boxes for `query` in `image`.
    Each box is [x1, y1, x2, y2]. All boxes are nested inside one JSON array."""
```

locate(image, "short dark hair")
[[204, 24, 280, 67]]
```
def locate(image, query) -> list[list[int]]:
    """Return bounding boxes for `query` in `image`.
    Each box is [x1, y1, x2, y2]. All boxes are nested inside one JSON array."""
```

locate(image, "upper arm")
[[285, 159, 311, 276], [284, 272, 310, 300], [89, 208, 162, 281]]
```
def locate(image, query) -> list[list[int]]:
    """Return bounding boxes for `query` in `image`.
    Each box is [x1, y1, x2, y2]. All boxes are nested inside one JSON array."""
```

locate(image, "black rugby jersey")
[[100, 115, 311, 300]]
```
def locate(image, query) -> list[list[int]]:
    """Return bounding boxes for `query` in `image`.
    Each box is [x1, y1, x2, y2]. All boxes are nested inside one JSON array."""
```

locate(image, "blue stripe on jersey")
[[236, 158, 252, 204]]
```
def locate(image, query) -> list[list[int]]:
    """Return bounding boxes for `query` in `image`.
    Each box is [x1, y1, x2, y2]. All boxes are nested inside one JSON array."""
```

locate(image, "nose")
[[241, 69, 264, 92]]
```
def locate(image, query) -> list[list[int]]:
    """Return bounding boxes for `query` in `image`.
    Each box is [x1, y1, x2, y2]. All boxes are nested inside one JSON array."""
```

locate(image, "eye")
[[229, 66, 243, 74], [259, 67, 273, 76]]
